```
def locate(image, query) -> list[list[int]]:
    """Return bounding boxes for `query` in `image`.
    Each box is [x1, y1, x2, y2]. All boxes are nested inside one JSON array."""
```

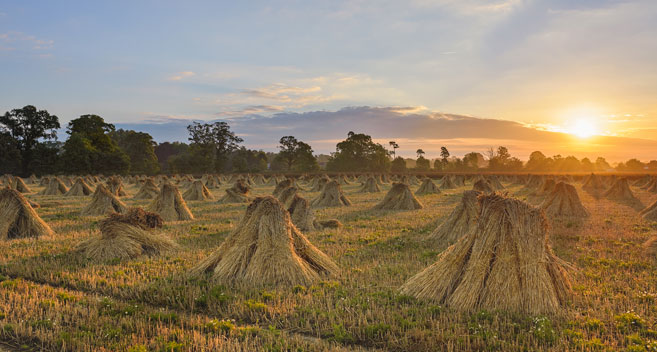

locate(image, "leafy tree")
[[433, 158, 444, 171], [648, 160, 657, 170], [0, 105, 60, 176], [0, 131, 22, 175], [168, 144, 212, 174], [228, 147, 268, 173], [326, 131, 390, 172], [275, 136, 319, 172], [391, 157, 407, 172], [415, 149, 430, 171], [186, 121, 243, 172], [525, 151, 548, 171], [488, 146, 515, 171], [110, 129, 160, 175], [440, 146, 450, 165], [595, 157, 611, 171], [622, 158, 645, 171], [506, 157, 524, 171], [62, 114, 129, 174], [61, 133, 96, 174], [155, 142, 189, 173], [463, 152, 483, 170], [581, 157, 594, 172], [389, 141, 399, 159]]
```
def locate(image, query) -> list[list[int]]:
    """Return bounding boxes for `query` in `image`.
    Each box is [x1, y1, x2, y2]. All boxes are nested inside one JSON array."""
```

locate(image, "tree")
[[595, 157, 611, 171], [0, 105, 60, 176], [155, 142, 189, 173], [62, 114, 129, 174], [391, 157, 407, 172], [463, 152, 481, 170], [228, 148, 268, 173], [275, 136, 319, 172], [648, 160, 657, 170], [187, 121, 243, 172], [433, 158, 444, 171], [110, 129, 160, 175], [525, 151, 548, 171], [0, 131, 22, 175], [581, 157, 594, 172], [415, 149, 429, 170], [389, 141, 399, 159], [326, 131, 390, 172], [623, 158, 645, 171], [440, 146, 450, 165]]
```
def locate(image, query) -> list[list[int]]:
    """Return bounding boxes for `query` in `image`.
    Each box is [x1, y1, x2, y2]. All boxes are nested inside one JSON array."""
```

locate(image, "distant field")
[[1, 178, 657, 351]]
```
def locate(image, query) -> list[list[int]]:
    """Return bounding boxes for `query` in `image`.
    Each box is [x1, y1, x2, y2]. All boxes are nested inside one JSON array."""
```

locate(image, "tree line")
[[1, 105, 655, 176]]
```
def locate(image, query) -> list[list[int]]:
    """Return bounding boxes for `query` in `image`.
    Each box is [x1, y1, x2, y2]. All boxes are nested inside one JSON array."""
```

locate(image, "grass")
[[0, 178, 656, 351]]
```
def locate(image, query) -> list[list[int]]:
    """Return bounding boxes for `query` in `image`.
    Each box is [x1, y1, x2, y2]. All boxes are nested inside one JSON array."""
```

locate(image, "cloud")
[[0, 31, 54, 53], [168, 71, 196, 81], [116, 106, 657, 162]]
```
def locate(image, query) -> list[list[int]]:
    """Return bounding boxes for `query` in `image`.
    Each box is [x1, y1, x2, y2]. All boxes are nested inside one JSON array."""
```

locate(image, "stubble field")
[[1, 177, 657, 351]]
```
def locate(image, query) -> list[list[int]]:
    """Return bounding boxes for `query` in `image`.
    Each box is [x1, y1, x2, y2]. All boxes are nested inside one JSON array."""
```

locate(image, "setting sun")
[[569, 118, 599, 138]]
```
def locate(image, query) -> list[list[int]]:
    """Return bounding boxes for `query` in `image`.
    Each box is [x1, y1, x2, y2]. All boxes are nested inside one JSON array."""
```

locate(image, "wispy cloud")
[[0, 31, 54, 52], [168, 71, 196, 81]]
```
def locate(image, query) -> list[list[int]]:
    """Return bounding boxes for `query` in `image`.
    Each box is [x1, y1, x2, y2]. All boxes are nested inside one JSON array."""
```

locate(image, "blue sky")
[[1, 0, 656, 160]]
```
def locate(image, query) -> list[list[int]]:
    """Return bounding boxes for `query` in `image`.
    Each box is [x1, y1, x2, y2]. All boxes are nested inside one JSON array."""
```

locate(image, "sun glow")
[[568, 118, 599, 138]]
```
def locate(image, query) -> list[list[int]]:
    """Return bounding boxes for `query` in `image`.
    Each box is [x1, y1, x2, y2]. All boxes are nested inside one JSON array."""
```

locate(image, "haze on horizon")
[[1, 0, 656, 161]]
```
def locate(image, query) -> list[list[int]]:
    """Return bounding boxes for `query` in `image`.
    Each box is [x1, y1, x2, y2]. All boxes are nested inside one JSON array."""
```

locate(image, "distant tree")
[[275, 136, 319, 172], [110, 129, 160, 175], [62, 114, 129, 174], [648, 160, 657, 170], [623, 158, 645, 171], [187, 121, 243, 172], [463, 152, 481, 170], [228, 147, 268, 173], [155, 142, 189, 173], [595, 157, 611, 171], [416, 149, 425, 158], [558, 156, 581, 172], [440, 146, 450, 165], [0, 105, 60, 176], [580, 157, 594, 172], [326, 131, 390, 172], [391, 157, 407, 172], [433, 158, 444, 171], [0, 131, 22, 174], [389, 141, 399, 159], [525, 151, 547, 171]]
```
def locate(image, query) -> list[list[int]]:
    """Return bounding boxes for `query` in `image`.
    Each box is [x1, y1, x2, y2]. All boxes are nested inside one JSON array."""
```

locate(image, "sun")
[[568, 118, 598, 138]]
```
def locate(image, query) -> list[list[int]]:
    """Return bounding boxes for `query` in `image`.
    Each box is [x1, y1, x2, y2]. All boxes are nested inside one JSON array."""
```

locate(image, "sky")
[[1, 0, 656, 161]]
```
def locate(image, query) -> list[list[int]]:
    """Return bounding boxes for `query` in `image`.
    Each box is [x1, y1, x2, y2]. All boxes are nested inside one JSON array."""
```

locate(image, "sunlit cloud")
[[167, 71, 196, 81]]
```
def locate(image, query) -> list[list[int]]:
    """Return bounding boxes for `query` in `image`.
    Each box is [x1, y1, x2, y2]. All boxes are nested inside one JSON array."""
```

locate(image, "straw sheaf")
[[147, 184, 194, 221], [65, 178, 93, 196], [190, 196, 339, 286], [401, 193, 572, 315], [81, 184, 127, 216], [40, 177, 68, 195], [311, 181, 351, 207], [429, 190, 481, 245], [133, 179, 160, 200], [358, 177, 381, 193], [415, 178, 441, 195], [640, 200, 657, 221], [540, 182, 589, 218], [374, 183, 423, 210], [0, 188, 55, 240], [182, 180, 214, 201], [77, 208, 176, 261]]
